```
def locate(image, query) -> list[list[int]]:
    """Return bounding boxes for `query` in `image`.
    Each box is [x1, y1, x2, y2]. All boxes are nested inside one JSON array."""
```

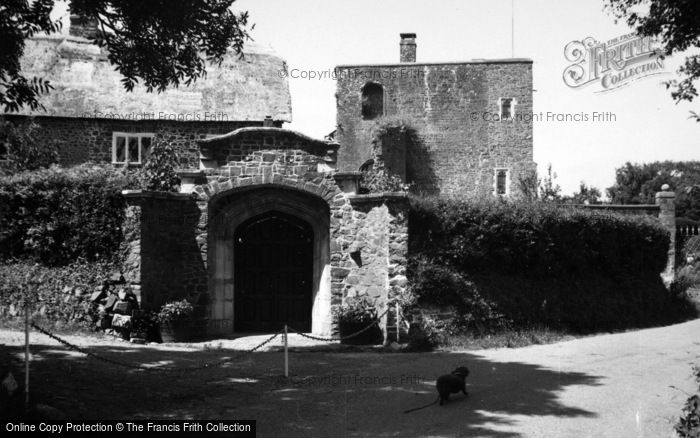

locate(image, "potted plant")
[[333, 295, 383, 345], [157, 299, 194, 342]]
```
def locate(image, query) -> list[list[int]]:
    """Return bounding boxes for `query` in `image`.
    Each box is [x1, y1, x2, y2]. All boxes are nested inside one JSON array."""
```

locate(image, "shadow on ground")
[[2, 339, 602, 438]]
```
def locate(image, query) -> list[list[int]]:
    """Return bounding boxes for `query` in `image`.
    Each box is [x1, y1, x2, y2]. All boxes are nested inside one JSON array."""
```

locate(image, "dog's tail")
[[403, 396, 440, 414]]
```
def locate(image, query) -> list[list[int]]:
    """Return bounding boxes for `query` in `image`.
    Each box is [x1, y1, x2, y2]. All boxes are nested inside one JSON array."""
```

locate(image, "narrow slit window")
[[496, 169, 509, 196]]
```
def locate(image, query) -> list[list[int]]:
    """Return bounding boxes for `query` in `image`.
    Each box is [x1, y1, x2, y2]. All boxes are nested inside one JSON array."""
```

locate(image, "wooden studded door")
[[234, 212, 313, 332]]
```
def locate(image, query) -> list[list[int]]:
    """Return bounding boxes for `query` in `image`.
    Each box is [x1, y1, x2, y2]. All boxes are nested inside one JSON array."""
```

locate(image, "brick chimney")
[[400, 33, 417, 63], [69, 14, 99, 39]]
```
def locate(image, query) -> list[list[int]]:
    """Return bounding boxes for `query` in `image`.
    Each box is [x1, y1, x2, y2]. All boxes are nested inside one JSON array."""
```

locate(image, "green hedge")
[[0, 164, 140, 265], [408, 197, 694, 333], [0, 260, 114, 330], [410, 197, 669, 277]]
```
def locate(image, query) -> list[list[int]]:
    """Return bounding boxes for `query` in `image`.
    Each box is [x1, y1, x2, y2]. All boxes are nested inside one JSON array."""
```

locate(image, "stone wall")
[[4, 115, 274, 168], [334, 194, 410, 340], [120, 191, 204, 313], [335, 61, 535, 198]]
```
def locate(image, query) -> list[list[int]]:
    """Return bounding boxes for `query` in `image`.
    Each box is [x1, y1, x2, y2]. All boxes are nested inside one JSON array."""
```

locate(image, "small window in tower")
[[0, 141, 8, 161], [361, 82, 384, 120], [499, 98, 516, 120], [495, 169, 509, 196]]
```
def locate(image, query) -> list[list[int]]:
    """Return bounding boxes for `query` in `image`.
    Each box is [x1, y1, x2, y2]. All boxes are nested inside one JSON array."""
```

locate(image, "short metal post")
[[24, 307, 30, 413], [283, 325, 289, 378]]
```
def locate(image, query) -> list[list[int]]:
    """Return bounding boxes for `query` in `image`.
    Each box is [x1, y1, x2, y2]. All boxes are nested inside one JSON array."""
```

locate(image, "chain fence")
[[27, 306, 393, 375], [287, 306, 391, 342], [30, 322, 281, 375]]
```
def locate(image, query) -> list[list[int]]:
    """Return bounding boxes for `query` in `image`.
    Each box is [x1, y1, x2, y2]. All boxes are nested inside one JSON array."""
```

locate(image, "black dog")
[[404, 366, 470, 413], [436, 366, 470, 405]]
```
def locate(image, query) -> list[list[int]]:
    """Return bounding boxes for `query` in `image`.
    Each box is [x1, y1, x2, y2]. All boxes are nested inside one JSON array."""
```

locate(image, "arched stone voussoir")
[[203, 174, 343, 207]]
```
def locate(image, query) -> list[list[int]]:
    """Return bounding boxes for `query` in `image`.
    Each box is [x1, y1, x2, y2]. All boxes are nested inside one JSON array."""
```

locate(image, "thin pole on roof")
[[511, 0, 515, 57]]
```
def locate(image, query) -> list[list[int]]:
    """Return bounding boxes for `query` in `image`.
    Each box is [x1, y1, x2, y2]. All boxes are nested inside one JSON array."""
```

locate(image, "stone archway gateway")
[[234, 211, 313, 332], [208, 185, 332, 336], [120, 127, 411, 341]]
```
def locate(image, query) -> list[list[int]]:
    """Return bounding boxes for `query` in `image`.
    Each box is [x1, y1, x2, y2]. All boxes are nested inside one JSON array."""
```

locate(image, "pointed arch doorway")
[[233, 211, 313, 332]]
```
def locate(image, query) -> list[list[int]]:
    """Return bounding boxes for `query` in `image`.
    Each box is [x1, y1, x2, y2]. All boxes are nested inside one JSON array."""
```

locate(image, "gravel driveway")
[[2, 319, 699, 437]]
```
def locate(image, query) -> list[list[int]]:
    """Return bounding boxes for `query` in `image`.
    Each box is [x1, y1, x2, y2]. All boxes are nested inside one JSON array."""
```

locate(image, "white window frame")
[[112, 132, 154, 165], [494, 168, 510, 197], [498, 97, 517, 120]]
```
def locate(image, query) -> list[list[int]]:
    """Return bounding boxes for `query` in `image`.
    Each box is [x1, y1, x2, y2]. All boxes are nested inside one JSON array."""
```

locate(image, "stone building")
[[3, 27, 541, 339], [2, 15, 291, 168], [336, 33, 536, 198]]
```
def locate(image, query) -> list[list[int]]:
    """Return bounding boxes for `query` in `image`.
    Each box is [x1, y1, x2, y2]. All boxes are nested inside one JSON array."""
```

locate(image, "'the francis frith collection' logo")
[[563, 33, 667, 92]]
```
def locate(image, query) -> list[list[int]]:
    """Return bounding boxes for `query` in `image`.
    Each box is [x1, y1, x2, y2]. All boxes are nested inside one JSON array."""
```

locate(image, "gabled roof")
[[13, 35, 292, 122]]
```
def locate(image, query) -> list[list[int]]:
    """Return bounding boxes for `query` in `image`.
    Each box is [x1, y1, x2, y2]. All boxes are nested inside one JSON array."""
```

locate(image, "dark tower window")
[[496, 169, 509, 196], [0, 142, 7, 161], [361, 83, 384, 120], [500, 98, 515, 119]]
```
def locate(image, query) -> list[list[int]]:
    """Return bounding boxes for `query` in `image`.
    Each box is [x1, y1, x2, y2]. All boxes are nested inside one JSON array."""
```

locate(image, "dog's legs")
[[440, 393, 449, 405]]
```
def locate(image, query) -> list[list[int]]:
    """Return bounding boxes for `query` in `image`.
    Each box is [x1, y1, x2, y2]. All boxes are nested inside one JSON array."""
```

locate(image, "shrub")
[[131, 310, 159, 341], [0, 260, 114, 330], [408, 257, 510, 335], [333, 295, 383, 345], [141, 139, 180, 192], [404, 314, 441, 352], [0, 164, 140, 265], [361, 164, 411, 193], [676, 366, 700, 438], [333, 295, 378, 324], [358, 116, 417, 194], [0, 117, 58, 173], [673, 263, 700, 295]]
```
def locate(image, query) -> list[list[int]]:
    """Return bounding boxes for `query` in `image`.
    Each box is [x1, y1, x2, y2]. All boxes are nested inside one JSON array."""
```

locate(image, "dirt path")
[[2, 319, 699, 437]]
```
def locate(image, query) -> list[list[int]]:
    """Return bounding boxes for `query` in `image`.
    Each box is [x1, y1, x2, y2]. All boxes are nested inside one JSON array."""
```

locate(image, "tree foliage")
[[607, 0, 700, 115], [0, 116, 58, 172], [539, 163, 562, 203], [0, 0, 59, 112], [607, 161, 700, 221], [516, 168, 540, 202], [563, 182, 603, 205], [517, 164, 602, 205], [0, 0, 251, 112]]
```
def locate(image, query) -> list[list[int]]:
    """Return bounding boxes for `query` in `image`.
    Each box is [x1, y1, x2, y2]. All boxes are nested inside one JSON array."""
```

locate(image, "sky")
[[233, 0, 698, 196]]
